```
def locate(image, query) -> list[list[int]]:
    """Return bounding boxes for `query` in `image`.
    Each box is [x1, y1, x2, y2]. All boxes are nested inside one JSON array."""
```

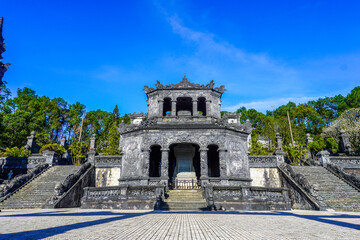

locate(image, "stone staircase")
[[0, 165, 81, 209], [160, 189, 208, 211], [292, 166, 360, 212]]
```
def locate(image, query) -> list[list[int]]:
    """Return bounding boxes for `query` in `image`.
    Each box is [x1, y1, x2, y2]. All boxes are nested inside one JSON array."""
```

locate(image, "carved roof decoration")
[[143, 74, 226, 94]]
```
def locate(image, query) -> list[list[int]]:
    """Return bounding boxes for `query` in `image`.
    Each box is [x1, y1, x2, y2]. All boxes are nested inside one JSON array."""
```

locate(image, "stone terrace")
[[0, 209, 359, 239]]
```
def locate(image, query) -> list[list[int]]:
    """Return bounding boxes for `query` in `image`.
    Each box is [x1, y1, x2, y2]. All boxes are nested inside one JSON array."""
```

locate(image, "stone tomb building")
[[119, 75, 252, 187], [83, 76, 290, 210]]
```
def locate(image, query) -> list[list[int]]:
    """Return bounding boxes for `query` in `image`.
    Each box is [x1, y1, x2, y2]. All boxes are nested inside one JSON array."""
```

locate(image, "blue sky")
[[1, 0, 360, 114]]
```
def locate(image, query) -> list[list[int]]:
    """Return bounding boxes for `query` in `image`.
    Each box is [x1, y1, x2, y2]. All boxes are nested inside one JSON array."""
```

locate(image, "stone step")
[[1, 165, 83, 209], [291, 166, 360, 212]]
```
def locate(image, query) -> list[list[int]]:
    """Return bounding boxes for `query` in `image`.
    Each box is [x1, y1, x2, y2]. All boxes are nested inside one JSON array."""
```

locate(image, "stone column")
[[206, 100, 211, 117], [171, 100, 177, 116], [158, 99, 164, 117], [161, 149, 169, 178], [142, 149, 151, 177], [275, 132, 283, 151], [90, 133, 96, 151], [275, 132, 285, 165], [192, 99, 198, 116], [60, 135, 67, 147], [218, 149, 227, 177], [25, 131, 37, 153], [200, 147, 208, 180], [305, 133, 313, 146], [317, 150, 330, 167]]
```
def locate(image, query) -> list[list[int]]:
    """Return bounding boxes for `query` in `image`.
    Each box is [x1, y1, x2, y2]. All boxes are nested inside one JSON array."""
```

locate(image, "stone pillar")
[[142, 149, 151, 177], [60, 135, 67, 147], [305, 133, 313, 146], [205, 100, 211, 117], [25, 131, 37, 153], [192, 99, 198, 116], [274, 133, 285, 165], [171, 100, 177, 116], [158, 99, 164, 117], [90, 133, 96, 151], [161, 149, 169, 179], [317, 150, 330, 167], [339, 130, 354, 155], [275, 132, 283, 151], [200, 147, 208, 180], [218, 149, 227, 177]]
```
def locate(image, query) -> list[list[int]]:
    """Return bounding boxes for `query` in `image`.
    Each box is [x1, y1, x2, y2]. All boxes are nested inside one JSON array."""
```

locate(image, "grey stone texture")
[[118, 75, 252, 187]]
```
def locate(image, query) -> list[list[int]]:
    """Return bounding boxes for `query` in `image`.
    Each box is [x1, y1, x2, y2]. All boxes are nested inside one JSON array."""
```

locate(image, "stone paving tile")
[[0, 209, 359, 240]]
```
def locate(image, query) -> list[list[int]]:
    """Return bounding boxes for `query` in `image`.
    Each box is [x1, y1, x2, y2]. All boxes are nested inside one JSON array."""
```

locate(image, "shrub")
[[0, 147, 32, 157], [39, 143, 66, 155]]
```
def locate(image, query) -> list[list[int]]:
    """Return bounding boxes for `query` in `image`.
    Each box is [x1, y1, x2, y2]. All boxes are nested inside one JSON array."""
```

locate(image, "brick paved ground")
[[0, 209, 359, 239]]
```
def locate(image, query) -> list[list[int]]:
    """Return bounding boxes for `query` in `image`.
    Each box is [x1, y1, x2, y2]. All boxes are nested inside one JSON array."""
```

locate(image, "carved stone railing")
[[279, 164, 328, 210], [94, 155, 122, 167], [0, 163, 49, 202], [326, 163, 360, 192], [248, 186, 287, 199], [148, 178, 162, 186], [45, 163, 92, 207], [205, 185, 291, 210], [329, 156, 360, 168], [81, 185, 165, 209], [171, 179, 201, 190], [248, 155, 278, 168]]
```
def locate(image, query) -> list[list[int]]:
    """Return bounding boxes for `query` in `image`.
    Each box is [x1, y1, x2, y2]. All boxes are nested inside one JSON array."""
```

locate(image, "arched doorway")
[[149, 145, 161, 177], [176, 97, 193, 116], [208, 144, 220, 177], [168, 143, 200, 182]]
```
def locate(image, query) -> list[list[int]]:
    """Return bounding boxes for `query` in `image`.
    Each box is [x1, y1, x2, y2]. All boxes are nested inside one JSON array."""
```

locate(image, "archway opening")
[[163, 97, 171, 116], [149, 145, 161, 177], [198, 97, 206, 116], [168, 143, 200, 183], [208, 144, 220, 177], [176, 97, 193, 116]]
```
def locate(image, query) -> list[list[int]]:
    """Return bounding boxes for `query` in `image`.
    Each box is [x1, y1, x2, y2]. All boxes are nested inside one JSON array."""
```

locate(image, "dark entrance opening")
[[197, 97, 206, 116], [168, 143, 200, 183], [176, 97, 193, 116], [163, 97, 171, 116], [208, 144, 220, 177], [149, 145, 161, 177]]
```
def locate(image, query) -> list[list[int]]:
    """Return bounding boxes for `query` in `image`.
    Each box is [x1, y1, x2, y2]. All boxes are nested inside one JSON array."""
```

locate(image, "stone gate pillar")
[[218, 148, 227, 177], [192, 99, 198, 116], [142, 148, 151, 177], [161, 149, 170, 185], [171, 100, 176, 116], [158, 99, 164, 116], [200, 147, 208, 182], [205, 100, 211, 117]]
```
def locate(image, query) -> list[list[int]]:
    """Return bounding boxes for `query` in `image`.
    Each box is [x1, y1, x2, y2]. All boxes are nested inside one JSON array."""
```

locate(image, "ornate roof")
[[143, 74, 226, 94]]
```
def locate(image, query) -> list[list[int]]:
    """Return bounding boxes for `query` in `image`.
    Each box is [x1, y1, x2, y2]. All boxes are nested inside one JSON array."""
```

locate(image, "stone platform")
[[0, 209, 359, 239]]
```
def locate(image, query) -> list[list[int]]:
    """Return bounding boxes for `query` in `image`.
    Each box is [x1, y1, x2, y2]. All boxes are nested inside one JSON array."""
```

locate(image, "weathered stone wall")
[[81, 185, 164, 210], [147, 89, 221, 118], [119, 128, 250, 182], [95, 167, 121, 187], [250, 168, 281, 188]]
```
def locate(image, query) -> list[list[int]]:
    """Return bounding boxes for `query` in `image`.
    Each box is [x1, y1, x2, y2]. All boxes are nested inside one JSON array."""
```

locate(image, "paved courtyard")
[[0, 209, 359, 239]]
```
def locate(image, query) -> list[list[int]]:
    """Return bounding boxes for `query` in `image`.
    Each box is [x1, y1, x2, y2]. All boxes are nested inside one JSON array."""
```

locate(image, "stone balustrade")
[[248, 155, 278, 168]]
